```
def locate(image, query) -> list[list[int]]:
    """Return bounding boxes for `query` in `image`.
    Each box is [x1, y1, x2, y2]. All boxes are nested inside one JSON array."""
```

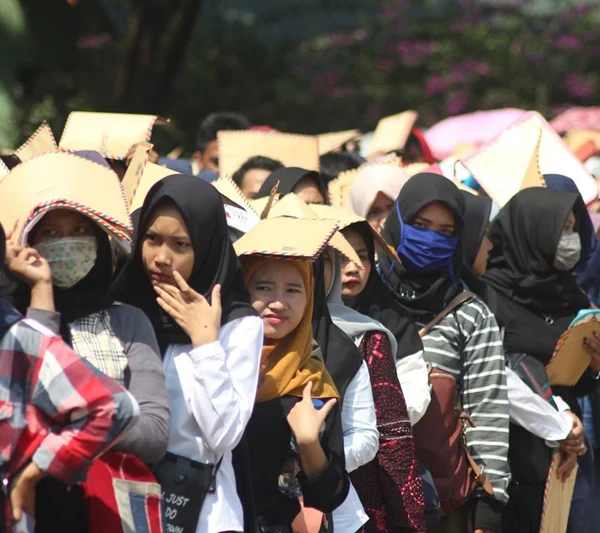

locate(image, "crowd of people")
[[0, 107, 600, 533]]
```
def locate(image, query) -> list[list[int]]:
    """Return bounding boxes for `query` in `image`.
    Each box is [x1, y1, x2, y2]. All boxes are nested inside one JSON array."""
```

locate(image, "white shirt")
[[506, 367, 573, 446], [395, 350, 431, 425], [163, 315, 263, 533], [333, 361, 379, 533]]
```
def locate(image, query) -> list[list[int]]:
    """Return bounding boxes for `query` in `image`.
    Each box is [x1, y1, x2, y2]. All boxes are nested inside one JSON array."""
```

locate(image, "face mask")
[[34, 237, 98, 289], [393, 202, 459, 275], [553, 231, 581, 271]]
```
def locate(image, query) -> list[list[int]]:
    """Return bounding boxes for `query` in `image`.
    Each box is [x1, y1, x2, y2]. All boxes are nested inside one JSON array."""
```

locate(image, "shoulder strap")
[[419, 291, 475, 338]]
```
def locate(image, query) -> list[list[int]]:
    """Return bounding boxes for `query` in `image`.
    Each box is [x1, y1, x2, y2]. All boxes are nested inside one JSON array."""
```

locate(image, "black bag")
[[506, 353, 554, 484], [153, 452, 222, 533]]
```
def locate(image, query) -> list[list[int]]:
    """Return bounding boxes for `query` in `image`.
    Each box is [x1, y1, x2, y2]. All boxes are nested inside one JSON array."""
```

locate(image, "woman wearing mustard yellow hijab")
[[236, 256, 349, 531]]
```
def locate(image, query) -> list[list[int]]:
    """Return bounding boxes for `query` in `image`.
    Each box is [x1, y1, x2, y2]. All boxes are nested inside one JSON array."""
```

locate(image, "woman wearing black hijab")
[[460, 191, 493, 296], [257, 167, 329, 205], [379, 173, 510, 533], [483, 187, 598, 533], [117, 175, 262, 533], [339, 221, 429, 426]]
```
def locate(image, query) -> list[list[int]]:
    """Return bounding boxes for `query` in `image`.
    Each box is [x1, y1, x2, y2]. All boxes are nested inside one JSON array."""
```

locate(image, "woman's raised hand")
[[5, 241, 52, 288], [286, 382, 337, 446], [154, 272, 222, 347]]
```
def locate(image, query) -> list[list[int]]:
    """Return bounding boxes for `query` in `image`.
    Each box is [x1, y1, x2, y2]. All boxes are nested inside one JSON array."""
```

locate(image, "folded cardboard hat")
[[130, 162, 182, 213], [546, 310, 599, 386], [218, 130, 320, 179], [464, 111, 598, 206], [0, 151, 132, 247], [366, 110, 418, 158], [265, 194, 361, 267], [213, 176, 261, 234], [233, 217, 339, 261], [14, 121, 58, 162], [318, 129, 361, 155], [310, 203, 400, 264], [59, 111, 169, 160]]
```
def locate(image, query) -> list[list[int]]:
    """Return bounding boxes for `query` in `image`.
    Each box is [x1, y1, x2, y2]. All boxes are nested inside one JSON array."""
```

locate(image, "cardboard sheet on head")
[[14, 121, 58, 162], [464, 111, 598, 207], [0, 151, 132, 245], [218, 130, 320, 179], [318, 129, 361, 155], [234, 217, 339, 261], [59, 111, 168, 160], [265, 194, 362, 267], [366, 110, 418, 158]]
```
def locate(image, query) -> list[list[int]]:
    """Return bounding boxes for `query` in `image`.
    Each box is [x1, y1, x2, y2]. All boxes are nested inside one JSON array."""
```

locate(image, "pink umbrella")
[[424, 108, 526, 160], [551, 107, 600, 133]]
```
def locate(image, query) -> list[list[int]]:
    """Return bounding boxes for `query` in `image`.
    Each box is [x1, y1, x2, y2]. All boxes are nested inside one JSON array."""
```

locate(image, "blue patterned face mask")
[[394, 201, 459, 275]]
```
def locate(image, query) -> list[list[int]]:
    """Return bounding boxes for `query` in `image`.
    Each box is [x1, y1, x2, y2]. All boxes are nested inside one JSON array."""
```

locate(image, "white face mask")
[[34, 237, 98, 289], [553, 231, 581, 271]]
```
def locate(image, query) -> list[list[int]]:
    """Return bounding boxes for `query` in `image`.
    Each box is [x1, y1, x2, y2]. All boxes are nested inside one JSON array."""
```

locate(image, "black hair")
[[319, 151, 365, 184], [231, 155, 284, 187], [0, 153, 22, 170], [196, 112, 251, 152]]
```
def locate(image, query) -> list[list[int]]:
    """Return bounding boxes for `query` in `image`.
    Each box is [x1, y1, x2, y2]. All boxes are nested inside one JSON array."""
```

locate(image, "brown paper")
[[403, 162, 430, 178], [266, 194, 362, 267], [318, 130, 361, 155], [539, 452, 577, 533], [249, 196, 276, 218], [367, 111, 418, 157], [328, 168, 358, 209], [213, 176, 256, 211], [260, 183, 280, 219], [121, 142, 153, 206], [310, 204, 400, 263], [130, 162, 181, 212], [234, 217, 339, 260], [0, 151, 131, 245], [14, 121, 58, 161], [218, 130, 320, 179], [546, 315, 597, 386], [519, 128, 546, 191], [59, 111, 169, 160], [464, 111, 598, 207], [563, 130, 600, 154]]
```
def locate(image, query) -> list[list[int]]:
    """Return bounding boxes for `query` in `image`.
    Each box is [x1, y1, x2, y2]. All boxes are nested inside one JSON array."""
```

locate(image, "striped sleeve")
[[420, 299, 510, 504]]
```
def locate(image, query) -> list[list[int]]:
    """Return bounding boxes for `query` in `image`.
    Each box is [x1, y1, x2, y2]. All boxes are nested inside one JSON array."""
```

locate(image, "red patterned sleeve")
[[359, 331, 425, 532], [30, 331, 138, 482]]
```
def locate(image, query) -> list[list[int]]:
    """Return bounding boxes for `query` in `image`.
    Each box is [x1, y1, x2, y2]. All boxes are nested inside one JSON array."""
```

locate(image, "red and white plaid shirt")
[[0, 301, 138, 484]]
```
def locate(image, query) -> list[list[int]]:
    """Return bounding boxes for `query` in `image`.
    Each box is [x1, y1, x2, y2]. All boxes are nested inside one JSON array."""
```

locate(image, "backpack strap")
[[465, 445, 495, 495], [418, 291, 476, 338]]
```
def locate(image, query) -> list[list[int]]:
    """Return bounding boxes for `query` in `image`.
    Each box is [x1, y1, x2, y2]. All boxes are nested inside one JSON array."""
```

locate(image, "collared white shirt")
[[395, 349, 432, 425], [333, 361, 379, 532], [506, 367, 572, 446], [163, 315, 263, 533]]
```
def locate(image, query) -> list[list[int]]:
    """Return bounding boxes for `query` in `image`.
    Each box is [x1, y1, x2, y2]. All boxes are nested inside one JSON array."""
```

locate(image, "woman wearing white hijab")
[[346, 164, 410, 233]]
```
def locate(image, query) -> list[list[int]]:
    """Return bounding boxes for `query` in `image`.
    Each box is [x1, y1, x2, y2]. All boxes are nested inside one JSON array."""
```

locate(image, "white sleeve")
[[506, 367, 572, 445], [184, 316, 263, 457], [553, 395, 571, 413], [395, 350, 431, 426], [341, 361, 379, 472]]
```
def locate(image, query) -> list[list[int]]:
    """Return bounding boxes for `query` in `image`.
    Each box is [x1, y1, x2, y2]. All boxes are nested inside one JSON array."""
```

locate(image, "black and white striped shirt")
[[418, 296, 510, 504]]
